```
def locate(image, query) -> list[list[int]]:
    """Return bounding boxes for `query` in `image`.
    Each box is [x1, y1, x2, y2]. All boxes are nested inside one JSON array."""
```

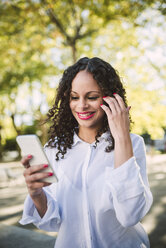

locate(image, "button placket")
[[82, 145, 93, 248]]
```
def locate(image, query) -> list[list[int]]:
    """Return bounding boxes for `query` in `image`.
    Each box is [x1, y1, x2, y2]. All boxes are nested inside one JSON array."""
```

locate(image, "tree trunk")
[[10, 113, 21, 136], [71, 43, 77, 63]]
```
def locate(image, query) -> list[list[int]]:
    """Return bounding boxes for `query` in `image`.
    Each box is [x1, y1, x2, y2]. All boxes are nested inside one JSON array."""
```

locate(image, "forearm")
[[31, 190, 48, 218], [114, 133, 133, 169]]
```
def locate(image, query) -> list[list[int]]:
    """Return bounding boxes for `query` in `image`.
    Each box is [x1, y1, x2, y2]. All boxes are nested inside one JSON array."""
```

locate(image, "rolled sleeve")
[[19, 189, 61, 232], [104, 135, 153, 227], [106, 157, 145, 202]]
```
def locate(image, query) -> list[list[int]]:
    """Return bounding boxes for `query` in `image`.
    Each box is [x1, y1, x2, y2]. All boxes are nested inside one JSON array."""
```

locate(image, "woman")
[[20, 57, 153, 248]]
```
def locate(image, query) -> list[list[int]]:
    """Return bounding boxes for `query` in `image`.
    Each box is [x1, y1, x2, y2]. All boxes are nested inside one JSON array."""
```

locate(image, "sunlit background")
[[0, 1, 166, 247]]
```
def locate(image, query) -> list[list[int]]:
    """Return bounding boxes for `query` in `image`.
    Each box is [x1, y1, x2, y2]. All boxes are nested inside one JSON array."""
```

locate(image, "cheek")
[[95, 101, 104, 111], [99, 108, 105, 117], [69, 101, 75, 112], [97, 102, 105, 115]]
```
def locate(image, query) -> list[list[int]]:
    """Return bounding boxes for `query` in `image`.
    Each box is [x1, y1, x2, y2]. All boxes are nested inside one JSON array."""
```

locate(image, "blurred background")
[[0, 0, 166, 247]]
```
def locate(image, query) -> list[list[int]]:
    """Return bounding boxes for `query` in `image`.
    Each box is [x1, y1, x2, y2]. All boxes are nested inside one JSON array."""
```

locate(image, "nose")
[[78, 98, 88, 110]]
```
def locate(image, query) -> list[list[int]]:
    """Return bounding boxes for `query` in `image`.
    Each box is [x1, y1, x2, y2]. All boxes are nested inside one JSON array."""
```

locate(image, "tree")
[[0, 0, 166, 155], [1, 0, 165, 92], [33, 0, 166, 62], [79, 7, 166, 139]]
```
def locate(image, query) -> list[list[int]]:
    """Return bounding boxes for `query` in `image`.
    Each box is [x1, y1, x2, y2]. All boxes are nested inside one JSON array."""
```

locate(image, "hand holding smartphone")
[[16, 134, 58, 183]]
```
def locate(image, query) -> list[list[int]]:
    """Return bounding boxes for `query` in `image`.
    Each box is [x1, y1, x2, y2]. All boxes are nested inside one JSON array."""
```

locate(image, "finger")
[[21, 155, 32, 168], [25, 163, 49, 176], [27, 171, 54, 183], [103, 96, 119, 114], [113, 93, 126, 110], [127, 106, 131, 113], [27, 181, 51, 190], [100, 104, 111, 117]]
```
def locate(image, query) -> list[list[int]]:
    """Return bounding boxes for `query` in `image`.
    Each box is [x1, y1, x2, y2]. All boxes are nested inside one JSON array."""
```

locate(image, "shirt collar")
[[73, 132, 82, 146], [72, 131, 111, 147]]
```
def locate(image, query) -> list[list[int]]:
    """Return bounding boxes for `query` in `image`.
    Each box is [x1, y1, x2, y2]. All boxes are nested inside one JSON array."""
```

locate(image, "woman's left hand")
[[100, 94, 131, 140]]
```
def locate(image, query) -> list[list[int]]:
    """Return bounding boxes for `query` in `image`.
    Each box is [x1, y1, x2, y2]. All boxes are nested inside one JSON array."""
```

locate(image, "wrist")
[[114, 134, 133, 154], [30, 190, 47, 218], [114, 133, 133, 168], [30, 189, 43, 199], [114, 132, 131, 143]]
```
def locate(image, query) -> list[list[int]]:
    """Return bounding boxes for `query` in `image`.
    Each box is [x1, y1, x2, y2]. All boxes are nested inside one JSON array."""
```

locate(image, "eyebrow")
[[71, 91, 101, 94]]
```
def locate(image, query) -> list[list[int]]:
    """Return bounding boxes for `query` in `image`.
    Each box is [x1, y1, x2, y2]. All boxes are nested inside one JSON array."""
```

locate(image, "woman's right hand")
[[21, 155, 52, 198]]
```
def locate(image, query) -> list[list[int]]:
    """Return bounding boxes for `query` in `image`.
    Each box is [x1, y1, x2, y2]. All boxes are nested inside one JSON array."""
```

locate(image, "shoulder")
[[44, 138, 58, 154], [130, 133, 144, 144], [130, 133, 146, 156]]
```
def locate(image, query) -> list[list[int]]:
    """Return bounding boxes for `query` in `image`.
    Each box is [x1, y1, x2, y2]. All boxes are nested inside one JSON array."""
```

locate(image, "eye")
[[70, 96, 79, 100], [88, 97, 99, 100]]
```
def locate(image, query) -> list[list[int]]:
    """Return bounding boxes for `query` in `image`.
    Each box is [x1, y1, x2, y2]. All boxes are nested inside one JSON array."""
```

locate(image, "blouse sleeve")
[[105, 135, 153, 227], [19, 183, 61, 232]]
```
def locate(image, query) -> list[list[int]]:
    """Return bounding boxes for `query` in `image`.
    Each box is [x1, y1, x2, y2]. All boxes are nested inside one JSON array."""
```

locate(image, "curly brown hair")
[[46, 57, 132, 160]]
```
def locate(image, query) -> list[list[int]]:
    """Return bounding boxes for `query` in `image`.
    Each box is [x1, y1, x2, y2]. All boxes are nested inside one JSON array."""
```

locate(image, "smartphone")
[[16, 134, 58, 183]]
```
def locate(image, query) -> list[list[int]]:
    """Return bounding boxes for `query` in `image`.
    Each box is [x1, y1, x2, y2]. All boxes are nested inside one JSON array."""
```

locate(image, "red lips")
[[76, 112, 95, 120]]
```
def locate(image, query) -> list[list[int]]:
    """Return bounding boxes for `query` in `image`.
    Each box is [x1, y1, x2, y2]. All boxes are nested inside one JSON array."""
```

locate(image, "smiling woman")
[[20, 57, 153, 248], [45, 57, 130, 159], [69, 70, 105, 139]]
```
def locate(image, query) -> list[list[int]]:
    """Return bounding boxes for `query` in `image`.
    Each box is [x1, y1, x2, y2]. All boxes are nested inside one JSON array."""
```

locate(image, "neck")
[[78, 127, 99, 144]]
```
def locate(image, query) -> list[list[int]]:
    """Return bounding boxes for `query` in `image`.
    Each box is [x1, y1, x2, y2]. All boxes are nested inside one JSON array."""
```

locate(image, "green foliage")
[[3, 137, 18, 151], [0, 0, 166, 156], [0, 0, 56, 94], [22, 124, 37, 135]]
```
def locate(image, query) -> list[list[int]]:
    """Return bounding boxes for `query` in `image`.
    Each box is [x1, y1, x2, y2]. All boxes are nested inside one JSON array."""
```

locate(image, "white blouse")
[[20, 132, 153, 248]]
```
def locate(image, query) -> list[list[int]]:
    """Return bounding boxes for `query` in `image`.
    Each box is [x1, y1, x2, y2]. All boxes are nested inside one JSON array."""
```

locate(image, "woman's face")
[[69, 70, 105, 130]]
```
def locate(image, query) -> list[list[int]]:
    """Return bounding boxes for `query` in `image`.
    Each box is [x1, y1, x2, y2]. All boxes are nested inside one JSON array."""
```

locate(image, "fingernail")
[[43, 164, 48, 168], [102, 96, 107, 98], [100, 104, 103, 106], [113, 93, 116, 95], [48, 172, 53, 176], [27, 155, 32, 159]]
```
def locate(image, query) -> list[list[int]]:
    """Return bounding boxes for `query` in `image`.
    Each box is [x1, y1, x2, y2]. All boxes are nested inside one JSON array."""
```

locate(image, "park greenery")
[[0, 0, 166, 159]]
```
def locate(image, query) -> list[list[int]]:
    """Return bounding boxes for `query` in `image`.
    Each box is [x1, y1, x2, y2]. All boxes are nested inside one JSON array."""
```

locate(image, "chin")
[[78, 121, 101, 130]]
